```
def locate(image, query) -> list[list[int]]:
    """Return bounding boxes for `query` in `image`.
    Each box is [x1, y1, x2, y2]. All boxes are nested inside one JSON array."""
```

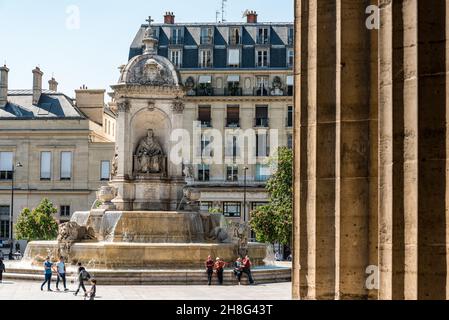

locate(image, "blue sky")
[[0, 0, 293, 96]]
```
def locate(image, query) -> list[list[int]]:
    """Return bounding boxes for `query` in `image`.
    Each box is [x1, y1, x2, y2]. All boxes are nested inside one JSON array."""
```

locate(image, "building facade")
[[0, 66, 115, 250], [125, 12, 294, 228]]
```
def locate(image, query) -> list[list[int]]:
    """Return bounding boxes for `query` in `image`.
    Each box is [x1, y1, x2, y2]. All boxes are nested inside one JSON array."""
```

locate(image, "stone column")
[[294, 0, 374, 300]]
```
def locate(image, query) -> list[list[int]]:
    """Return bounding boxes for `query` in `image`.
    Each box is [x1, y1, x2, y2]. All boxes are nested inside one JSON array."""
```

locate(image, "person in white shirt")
[[56, 256, 68, 291]]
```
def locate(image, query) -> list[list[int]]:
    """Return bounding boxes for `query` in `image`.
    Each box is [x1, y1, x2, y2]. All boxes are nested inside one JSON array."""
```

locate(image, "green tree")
[[250, 147, 293, 245], [15, 198, 59, 241]]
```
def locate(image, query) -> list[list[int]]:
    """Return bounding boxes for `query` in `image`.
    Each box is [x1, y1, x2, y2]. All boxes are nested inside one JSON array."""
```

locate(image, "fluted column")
[[294, 0, 374, 299]]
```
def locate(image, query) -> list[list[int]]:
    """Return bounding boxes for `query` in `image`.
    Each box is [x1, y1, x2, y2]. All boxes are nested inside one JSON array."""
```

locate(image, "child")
[[84, 279, 97, 301]]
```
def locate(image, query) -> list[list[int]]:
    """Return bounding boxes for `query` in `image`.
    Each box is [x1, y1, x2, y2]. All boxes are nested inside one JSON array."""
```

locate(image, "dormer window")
[[200, 27, 213, 45], [257, 27, 269, 44], [229, 27, 241, 45], [171, 27, 183, 45]]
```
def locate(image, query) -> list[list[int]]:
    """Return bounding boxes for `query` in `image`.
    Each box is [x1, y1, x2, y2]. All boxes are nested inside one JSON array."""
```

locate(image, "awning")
[[199, 75, 212, 84], [286, 75, 294, 86], [227, 75, 240, 82]]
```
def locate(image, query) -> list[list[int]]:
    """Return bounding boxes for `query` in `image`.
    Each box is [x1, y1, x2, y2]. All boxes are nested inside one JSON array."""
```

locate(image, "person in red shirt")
[[205, 255, 214, 285], [214, 257, 226, 285], [242, 255, 255, 285]]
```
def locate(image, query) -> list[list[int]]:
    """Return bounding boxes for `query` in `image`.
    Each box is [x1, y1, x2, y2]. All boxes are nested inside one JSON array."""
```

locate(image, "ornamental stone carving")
[[117, 100, 130, 112], [172, 99, 185, 114]]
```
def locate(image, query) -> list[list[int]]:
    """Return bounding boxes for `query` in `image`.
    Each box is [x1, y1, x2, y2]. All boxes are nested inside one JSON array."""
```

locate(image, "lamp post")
[[9, 162, 23, 260], [243, 166, 248, 223]]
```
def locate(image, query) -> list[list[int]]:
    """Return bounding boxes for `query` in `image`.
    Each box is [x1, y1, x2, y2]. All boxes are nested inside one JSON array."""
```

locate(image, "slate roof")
[[0, 90, 85, 119]]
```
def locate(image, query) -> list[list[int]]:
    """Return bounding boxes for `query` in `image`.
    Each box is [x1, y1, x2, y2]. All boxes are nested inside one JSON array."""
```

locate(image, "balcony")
[[224, 87, 243, 96], [196, 87, 214, 96], [197, 119, 212, 128], [255, 118, 269, 128], [225, 118, 240, 128]]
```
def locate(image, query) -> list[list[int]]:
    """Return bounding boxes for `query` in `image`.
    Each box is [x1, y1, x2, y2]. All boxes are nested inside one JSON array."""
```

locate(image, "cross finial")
[[146, 16, 154, 26]]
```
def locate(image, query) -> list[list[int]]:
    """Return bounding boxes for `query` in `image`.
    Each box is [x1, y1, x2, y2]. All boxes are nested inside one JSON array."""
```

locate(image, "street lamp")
[[243, 166, 249, 223], [9, 162, 23, 260]]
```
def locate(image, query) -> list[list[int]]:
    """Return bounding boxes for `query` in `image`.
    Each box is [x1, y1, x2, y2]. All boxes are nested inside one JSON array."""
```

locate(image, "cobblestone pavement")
[[0, 280, 292, 300]]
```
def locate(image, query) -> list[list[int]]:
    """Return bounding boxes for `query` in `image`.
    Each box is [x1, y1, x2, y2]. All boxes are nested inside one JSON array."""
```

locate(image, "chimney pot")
[[164, 11, 175, 24], [246, 10, 258, 23], [32, 66, 43, 105], [48, 77, 58, 92], [0, 65, 9, 108]]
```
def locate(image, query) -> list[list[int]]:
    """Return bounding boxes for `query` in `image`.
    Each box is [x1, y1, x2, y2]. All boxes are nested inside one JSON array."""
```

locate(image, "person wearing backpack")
[[74, 262, 90, 296]]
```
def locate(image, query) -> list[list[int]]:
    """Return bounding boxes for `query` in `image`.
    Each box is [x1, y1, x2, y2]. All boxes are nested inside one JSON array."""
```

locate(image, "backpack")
[[81, 269, 91, 281]]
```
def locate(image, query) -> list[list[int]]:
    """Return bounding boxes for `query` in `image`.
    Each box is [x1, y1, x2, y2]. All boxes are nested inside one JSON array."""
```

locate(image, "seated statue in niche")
[[135, 129, 165, 174]]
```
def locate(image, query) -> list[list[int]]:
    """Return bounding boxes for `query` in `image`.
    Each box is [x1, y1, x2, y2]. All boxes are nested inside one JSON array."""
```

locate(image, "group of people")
[[40, 256, 96, 300], [205, 255, 255, 286]]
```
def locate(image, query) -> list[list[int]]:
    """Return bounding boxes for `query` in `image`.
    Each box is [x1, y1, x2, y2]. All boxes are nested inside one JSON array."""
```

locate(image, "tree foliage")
[[250, 147, 293, 245], [15, 198, 59, 241]]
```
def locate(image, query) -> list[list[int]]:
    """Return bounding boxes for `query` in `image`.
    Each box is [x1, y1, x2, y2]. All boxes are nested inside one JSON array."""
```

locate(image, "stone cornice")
[[184, 95, 294, 103]]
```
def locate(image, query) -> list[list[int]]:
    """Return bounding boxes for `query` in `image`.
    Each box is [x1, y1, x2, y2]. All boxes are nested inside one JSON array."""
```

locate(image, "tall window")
[[199, 134, 213, 158], [199, 49, 212, 68], [256, 50, 269, 67], [287, 48, 294, 67], [256, 76, 269, 96], [198, 164, 210, 181], [169, 49, 182, 68], [60, 151, 72, 181], [226, 106, 240, 127], [255, 105, 269, 127], [287, 106, 293, 127], [201, 27, 213, 44], [60, 205, 71, 218], [256, 132, 269, 157], [0, 151, 13, 180], [0, 206, 10, 239], [198, 106, 212, 127], [40, 151, 52, 180], [223, 202, 241, 217], [100, 161, 110, 181], [256, 164, 271, 181], [226, 165, 239, 181], [287, 134, 293, 149], [228, 48, 240, 67], [171, 27, 183, 44], [288, 27, 294, 45], [257, 27, 269, 44], [200, 202, 213, 212]]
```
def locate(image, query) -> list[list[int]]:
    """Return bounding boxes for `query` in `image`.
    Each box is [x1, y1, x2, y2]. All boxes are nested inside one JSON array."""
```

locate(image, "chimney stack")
[[48, 77, 58, 92], [246, 10, 258, 23], [164, 12, 175, 24], [32, 66, 43, 105], [0, 65, 9, 108]]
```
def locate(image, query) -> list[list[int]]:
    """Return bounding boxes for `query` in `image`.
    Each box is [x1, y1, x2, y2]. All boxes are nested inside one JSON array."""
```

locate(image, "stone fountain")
[[8, 19, 290, 284]]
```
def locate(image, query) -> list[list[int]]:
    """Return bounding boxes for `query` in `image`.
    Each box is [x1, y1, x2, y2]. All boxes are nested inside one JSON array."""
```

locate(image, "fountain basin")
[[24, 241, 267, 269]]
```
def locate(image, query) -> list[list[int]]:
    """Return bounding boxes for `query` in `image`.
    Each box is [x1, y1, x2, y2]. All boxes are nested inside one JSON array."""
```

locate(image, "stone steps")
[[3, 268, 291, 286]]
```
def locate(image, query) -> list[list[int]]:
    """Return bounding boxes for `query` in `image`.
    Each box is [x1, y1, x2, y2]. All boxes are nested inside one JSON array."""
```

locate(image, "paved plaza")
[[0, 280, 292, 300]]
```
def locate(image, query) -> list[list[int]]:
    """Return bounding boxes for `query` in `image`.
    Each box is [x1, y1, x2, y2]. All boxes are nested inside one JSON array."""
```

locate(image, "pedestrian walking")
[[74, 262, 90, 296], [214, 257, 226, 285], [55, 256, 68, 291], [205, 255, 214, 285], [84, 279, 97, 301], [242, 255, 255, 285], [40, 256, 53, 291], [233, 257, 243, 285], [0, 258, 5, 283]]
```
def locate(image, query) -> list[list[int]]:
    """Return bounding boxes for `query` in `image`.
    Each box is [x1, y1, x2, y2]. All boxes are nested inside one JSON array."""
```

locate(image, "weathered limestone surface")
[[293, 0, 449, 300]]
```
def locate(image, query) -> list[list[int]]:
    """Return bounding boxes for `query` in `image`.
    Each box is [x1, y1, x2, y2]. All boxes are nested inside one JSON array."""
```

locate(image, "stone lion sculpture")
[[57, 221, 96, 243]]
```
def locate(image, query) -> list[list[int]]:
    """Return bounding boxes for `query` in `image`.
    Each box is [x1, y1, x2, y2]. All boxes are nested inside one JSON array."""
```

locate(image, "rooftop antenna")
[[221, 0, 227, 23], [216, 10, 220, 23]]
